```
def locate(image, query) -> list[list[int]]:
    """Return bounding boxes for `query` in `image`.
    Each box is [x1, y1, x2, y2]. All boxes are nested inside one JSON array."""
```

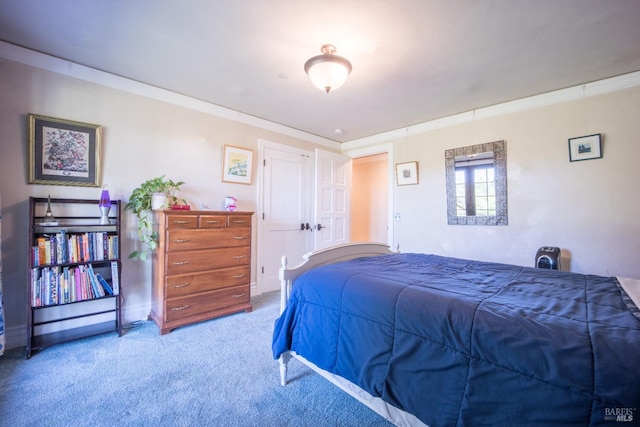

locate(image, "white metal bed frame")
[[277, 242, 427, 427]]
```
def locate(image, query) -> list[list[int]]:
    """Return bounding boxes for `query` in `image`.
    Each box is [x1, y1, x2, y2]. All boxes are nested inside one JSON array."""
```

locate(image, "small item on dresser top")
[[224, 196, 237, 211], [170, 204, 191, 210]]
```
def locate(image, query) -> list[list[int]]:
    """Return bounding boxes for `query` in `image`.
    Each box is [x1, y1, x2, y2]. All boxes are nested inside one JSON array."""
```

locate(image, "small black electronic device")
[[535, 246, 561, 270]]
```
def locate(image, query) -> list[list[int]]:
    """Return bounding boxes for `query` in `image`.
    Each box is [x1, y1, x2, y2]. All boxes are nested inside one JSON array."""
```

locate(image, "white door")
[[314, 149, 352, 250], [258, 141, 314, 294]]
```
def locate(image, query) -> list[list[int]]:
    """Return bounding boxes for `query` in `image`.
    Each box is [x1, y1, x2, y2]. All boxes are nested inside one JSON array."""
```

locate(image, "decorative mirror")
[[445, 140, 507, 225]]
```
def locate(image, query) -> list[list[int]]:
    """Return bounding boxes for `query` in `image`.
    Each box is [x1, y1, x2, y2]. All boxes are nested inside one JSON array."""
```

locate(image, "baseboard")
[[2, 282, 258, 352], [3, 301, 151, 352], [4, 324, 26, 351], [123, 301, 152, 324]]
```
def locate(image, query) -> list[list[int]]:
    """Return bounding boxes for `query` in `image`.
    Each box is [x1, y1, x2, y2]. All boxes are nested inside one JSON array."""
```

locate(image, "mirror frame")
[[445, 140, 508, 225]]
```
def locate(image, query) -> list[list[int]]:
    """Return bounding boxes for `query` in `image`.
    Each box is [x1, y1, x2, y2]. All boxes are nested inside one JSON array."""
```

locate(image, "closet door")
[[259, 142, 313, 294]]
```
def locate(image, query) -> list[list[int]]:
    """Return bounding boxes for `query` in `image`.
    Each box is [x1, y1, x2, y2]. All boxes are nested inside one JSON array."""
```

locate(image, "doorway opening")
[[351, 153, 389, 243]]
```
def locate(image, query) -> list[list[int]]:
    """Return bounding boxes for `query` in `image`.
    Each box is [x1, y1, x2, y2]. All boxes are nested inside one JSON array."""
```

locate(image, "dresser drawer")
[[165, 285, 250, 322], [166, 246, 250, 275], [228, 215, 252, 228], [165, 266, 250, 298], [166, 227, 250, 252], [166, 215, 198, 229], [199, 215, 226, 228]]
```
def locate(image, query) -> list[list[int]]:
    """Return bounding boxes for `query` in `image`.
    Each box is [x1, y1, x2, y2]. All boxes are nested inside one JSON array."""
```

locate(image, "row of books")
[[32, 231, 119, 266], [31, 261, 120, 307]]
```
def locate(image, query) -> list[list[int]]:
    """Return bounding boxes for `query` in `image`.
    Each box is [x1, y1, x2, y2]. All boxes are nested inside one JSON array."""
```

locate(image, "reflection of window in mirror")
[[445, 140, 507, 225], [454, 152, 495, 216]]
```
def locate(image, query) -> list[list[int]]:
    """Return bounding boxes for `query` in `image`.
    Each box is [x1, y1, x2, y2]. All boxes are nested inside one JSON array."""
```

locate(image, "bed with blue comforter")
[[272, 250, 640, 426]]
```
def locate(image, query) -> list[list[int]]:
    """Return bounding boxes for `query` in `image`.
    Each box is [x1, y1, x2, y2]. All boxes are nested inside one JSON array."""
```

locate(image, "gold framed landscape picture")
[[222, 145, 253, 184]]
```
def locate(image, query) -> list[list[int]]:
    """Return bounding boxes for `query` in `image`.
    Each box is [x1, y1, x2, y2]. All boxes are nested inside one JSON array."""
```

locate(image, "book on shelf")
[[87, 264, 105, 298], [50, 266, 59, 305], [62, 266, 70, 304], [95, 272, 114, 295], [78, 265, 93, 300], [37, 237, 46, 265], [32, 230, 119, 266], [31, 262, 122, 307], [59, 229, 67, 264], [110, 261, 120, 295], [44, 238, 51, 265], [31, 268, 40, 307], [109, 235, 119, 259]]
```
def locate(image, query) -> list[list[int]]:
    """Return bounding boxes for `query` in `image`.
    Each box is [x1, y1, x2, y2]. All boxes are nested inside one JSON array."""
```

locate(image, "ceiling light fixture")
[[304, 44, 352, 94]]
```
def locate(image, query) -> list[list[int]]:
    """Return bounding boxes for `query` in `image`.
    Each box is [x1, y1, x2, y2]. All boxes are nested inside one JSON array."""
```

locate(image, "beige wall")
[[388, 87, 640, 278], [2, 55, 639, 350], [0, 59, 326, 347]]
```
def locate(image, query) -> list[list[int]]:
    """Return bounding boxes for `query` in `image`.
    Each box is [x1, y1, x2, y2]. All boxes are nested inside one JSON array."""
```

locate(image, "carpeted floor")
[[0, 291, 392, 426]]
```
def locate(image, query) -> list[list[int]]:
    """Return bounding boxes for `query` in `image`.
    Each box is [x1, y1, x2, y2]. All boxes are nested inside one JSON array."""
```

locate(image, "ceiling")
[[1, 0, 639, 143]]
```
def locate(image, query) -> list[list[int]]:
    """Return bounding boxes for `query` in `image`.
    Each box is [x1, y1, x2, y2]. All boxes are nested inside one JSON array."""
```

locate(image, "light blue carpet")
[[0, 291, 392, 426]]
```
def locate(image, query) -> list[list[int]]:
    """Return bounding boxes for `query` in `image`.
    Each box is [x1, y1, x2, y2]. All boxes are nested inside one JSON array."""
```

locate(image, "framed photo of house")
[[222, 145, 253, 184], [568, 133, 602, 162], [395, 161, 419, 185], [28, 113, 102, 187]]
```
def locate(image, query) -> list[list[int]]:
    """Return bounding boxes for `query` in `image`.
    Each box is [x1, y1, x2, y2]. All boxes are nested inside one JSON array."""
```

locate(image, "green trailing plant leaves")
[[125, 175, 185, 260]]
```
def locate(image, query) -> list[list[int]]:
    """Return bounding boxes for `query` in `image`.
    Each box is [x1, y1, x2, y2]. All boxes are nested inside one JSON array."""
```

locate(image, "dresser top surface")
[[158, 210, 254, 215]]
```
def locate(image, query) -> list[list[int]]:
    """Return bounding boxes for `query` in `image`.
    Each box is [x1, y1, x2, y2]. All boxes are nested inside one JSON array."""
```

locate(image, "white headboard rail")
[[278, 242, 396, 314]]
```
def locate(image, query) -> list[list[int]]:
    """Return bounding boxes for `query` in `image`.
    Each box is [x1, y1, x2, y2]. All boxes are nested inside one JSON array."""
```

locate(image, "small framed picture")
[[568, 134, 602, 162], [28, 113, 102, 187], [395, 161, 419, 185], [222, 145, 254, 184]]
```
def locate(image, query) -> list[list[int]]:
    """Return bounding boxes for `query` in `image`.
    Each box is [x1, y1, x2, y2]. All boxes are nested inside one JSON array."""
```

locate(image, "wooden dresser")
[[151, 210, 253, 334]]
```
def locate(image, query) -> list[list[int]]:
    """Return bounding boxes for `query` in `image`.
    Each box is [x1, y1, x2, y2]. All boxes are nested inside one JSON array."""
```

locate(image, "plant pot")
[[151, 193, 168, 210]]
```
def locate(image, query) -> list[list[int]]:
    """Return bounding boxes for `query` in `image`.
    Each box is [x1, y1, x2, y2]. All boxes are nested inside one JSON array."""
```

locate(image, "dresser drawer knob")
[[233, 220, 247, 224], [233, 255, 247, 259], [172, 261, 189, 265], [172, 283, 190, 288], [206, 220, 221, 224], [173, 220, 192, 224], [232, 293, 246, 298], [171, 305, 190, 311], [173, 239, 189, 243], [232, 274, 246, 279], [233, 236, 247, 240]]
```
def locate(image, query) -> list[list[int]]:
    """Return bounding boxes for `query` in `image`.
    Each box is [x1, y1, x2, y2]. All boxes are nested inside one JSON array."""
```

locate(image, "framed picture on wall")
[[28, 113, 102, 187], [568, 133, 602, 162], [222, 145, 254, 184], [395, 161, 419, 185]]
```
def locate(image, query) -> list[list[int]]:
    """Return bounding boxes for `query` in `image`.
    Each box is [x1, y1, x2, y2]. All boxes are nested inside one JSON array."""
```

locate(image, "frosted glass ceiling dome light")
[[304, 44, 352, 93]]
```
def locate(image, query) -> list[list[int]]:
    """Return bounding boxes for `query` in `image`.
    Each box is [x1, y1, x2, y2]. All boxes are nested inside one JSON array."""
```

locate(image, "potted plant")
[[125, 175, 185, 260]]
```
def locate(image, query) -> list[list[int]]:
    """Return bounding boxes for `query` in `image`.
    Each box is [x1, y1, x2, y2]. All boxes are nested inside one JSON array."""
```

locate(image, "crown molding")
[[342, 70, 640, 152], [0, 41, 341, 150], [2, 41, 638, 153]]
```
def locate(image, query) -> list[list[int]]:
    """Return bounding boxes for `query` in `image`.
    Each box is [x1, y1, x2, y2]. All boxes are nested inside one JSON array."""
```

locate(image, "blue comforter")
[[272, 253, 640, 426]]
